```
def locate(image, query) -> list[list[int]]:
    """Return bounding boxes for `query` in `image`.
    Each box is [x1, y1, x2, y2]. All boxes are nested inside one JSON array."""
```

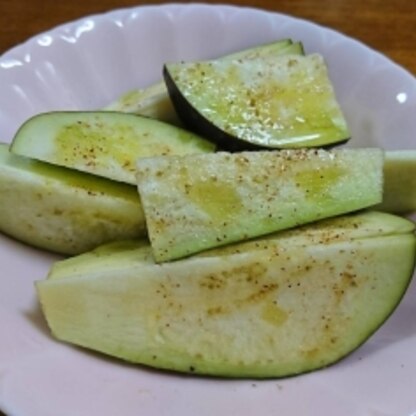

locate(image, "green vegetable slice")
[[0, 143, 144, 255], [103, 38, 303, 123], [136, 148, 384, 262], [37, 211, 416, 378], [164, 53, 350, 150], [376, 150, 416, 214], [10, 111, 215, 185]]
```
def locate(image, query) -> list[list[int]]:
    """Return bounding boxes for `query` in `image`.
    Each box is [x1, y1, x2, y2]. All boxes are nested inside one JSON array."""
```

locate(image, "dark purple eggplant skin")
[[163, 65, 255, 152], [163, 65, 350, 152]]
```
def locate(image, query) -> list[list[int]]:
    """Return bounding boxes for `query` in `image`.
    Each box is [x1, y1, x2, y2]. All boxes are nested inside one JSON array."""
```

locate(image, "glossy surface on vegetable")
[[104, 39, 304, 125], [164, 54, 350, 150]]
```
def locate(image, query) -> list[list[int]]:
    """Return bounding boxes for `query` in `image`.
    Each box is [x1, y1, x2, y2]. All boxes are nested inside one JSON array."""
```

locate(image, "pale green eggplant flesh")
[[10, 111, 215, 185], [104, 83, 181, 126], [164, 53, 350, 151], [136, 148, 384, 262], [0, 143, 145, 255], [47, 211, 414, 280], [103, 39, 303, 124], [37, 211, 416, 378]]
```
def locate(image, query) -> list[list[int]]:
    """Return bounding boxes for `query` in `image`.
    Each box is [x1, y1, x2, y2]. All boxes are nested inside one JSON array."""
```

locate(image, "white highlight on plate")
[[396, 92, 408, 104], [0, 59, 23, 69], [12, 84, 29, 101], [75, 19, 95, 38], [37, 35, 53, 47], [114, 19, 124, 28], [60, 35, 77, 44]]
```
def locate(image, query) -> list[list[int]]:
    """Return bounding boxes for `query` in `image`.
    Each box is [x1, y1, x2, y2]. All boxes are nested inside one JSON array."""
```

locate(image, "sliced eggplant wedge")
[[164, 54, 350, 150], [0, 143, 145, 255], [104, 82, 182, 126], [136, 148, 383, 262], [104, 39, 303, 125], [48, 239, 152, 279], [225, 40, 304, 61], [36, 211, 416, 378], [47, 210, 414, 280], [376, 150, 416, 214], [10, 111, 215, 185]]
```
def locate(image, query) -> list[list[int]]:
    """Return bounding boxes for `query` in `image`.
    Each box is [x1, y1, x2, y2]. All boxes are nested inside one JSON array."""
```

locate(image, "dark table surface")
[[1, 0, 415, 75]]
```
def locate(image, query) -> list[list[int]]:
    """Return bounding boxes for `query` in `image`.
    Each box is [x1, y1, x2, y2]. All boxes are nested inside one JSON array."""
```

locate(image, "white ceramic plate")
[[0, 4, 415, 416]]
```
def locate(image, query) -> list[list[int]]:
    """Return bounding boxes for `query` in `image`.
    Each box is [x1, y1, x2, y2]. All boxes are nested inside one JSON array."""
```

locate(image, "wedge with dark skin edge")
[[103, 39, 303, 124], [36, 211, 416, 378], [136, 148, 384, 262], [0, 143, 145, 255], [164, 53, 350, 151], [10, 111, 215, 185]]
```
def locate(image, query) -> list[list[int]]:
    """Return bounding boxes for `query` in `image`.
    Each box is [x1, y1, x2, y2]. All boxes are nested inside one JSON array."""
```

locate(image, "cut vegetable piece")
[[222, 38, 295, 61], [376, 150, 416, 213], [278, 41, 304, 56], [47, 211, 414, 280], [11, 111, 215, 185], [164, 54, 350, 150], [48, 240, 152, 279], [104, 82, 181, 126], [0, 143, 145, 255], [136, 148, 384, 262], [104, 39, 302, 125], [36, 211, 416, 378]]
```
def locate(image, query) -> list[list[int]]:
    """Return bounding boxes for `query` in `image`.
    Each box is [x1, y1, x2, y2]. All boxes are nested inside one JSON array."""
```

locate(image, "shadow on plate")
[[23, 301, 53, 339]]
